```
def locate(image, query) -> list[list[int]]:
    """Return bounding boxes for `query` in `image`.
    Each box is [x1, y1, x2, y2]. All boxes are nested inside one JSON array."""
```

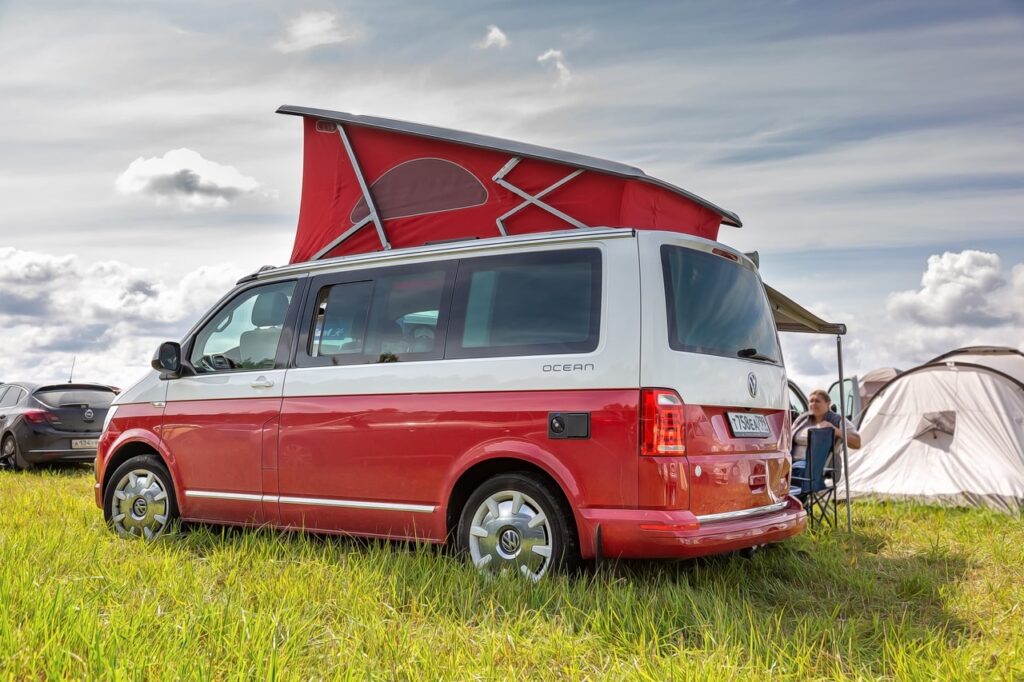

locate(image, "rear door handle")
[[250, 377, 275, 389]]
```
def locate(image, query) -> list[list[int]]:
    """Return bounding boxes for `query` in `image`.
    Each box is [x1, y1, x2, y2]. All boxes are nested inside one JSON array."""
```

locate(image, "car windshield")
[[661, 245, 781, 364]]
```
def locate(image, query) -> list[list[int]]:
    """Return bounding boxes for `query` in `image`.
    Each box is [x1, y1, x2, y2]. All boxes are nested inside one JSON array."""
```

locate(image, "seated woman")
[[791, 389, 861, 477]]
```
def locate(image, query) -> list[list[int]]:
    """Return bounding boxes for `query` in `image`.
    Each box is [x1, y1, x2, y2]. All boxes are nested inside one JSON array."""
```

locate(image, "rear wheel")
[[1, 435, 32, 471], [103, 455, 177, 540], [457, 472, 578, 581]]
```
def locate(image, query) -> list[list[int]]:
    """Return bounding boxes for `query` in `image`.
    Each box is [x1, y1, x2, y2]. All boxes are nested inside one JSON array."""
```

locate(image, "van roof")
[[243, 227, 753, 283]]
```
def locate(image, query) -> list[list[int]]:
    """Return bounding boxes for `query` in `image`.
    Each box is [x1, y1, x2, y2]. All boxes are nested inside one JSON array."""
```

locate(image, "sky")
[[0, 0, 1022, 391]]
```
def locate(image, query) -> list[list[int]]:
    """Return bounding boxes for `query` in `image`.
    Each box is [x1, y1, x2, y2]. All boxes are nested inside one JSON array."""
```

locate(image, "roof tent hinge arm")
[[336, 123, 390, 251], [312, 215, 372, 260], [493, 156, 588, 235], [493, 156, 522, 182]]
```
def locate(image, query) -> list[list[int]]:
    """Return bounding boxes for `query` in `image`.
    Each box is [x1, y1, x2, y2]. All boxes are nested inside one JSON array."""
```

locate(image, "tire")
[[457, 472, 579, 580], [1, 434, 32, 471], [103, 455, 178, 540]]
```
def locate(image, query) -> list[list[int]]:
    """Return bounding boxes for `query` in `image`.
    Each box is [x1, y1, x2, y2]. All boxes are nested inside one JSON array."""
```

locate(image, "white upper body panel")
[[637, 230, 787, 409], [283, 235, 641, 397], [114, 370, 167, 406], [114, 227, 786, 405]]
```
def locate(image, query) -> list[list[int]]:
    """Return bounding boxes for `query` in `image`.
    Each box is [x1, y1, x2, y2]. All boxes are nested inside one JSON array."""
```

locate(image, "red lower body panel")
[[580, 496, 806, 559]]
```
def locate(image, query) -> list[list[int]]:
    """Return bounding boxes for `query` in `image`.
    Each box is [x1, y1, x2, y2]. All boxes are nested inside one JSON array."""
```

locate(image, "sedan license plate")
[[71, 439, 98, 450], [726, 412, 771, 438]]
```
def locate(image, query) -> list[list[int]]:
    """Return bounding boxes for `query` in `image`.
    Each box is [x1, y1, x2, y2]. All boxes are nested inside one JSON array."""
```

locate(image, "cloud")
[[887, 250, 1016, 327], [273, 10, 364, 53], [782, 250, 1024, 392], [475, 25, 509, 49], [0, 247, 240, 387], [115, 148, 261, 209], [537, 48, 572, 86]]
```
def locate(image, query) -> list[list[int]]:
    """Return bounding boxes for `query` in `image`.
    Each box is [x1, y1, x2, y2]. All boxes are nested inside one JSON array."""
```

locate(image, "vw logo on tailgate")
[[747, 372, 758, 398]]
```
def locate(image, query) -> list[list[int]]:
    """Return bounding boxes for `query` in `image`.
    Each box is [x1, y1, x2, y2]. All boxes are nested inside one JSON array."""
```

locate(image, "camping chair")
[[791, 427, 839, 528]]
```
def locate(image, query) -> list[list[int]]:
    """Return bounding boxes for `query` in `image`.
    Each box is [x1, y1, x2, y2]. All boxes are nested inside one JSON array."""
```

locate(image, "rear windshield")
[[34, 388, 115, 408], [661, 245, 781, 364]]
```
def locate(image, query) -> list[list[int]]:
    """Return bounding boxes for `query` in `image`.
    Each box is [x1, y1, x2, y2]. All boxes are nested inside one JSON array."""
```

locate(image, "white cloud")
[[887, 250, 1017, 327], [782, 250, 1024, 392], [273, 10, 364, 53], [537, 48, 572, 86], [475, 24, 509, 49], [0, 247, 241, 388], [115, 148, 261, 209]]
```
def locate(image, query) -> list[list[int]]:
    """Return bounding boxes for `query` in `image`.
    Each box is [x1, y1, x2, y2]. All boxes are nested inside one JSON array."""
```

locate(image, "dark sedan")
[[0, 382, 117, 470]]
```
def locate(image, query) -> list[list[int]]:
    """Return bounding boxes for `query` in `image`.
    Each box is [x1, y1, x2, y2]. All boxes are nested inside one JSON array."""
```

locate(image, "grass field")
[[1, 466, 1022, 680]]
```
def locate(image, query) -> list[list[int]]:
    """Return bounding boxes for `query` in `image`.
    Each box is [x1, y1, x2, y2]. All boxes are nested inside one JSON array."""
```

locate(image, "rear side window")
[[301, 265, 452, 366], [34, 388, 115, 408], [309, 281, 374, 358], [447, 249, 602, 359], [0, 388, 22, 408], [661, 245, 781, 364]]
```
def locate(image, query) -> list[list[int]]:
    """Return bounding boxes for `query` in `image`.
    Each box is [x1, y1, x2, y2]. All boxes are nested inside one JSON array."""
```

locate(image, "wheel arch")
[[101, 439, 181, 510], [445, 456, 584, 554]]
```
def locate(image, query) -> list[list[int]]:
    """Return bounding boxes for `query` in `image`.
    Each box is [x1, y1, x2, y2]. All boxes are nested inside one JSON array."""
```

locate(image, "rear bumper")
[[17, 427, 100, 464], [579, 496, 806, 559]]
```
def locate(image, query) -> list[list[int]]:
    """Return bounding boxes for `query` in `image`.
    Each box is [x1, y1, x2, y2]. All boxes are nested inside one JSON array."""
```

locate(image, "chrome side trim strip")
[[275, 495, 435, 513], [185, 490, 263, 502], [695, 500, 789, 524], [183, 490, 435, 513]]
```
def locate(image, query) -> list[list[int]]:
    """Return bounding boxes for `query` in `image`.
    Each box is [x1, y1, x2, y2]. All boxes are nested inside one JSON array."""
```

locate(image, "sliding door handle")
[[250, 377, 275, 389]]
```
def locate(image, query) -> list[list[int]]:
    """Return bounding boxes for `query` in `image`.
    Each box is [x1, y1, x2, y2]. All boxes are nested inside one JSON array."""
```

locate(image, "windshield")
[[661, 245, 781, 364]]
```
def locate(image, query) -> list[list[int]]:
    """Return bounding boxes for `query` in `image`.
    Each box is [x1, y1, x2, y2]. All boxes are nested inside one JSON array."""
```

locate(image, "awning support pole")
[[493, 156, 588, 235], [837, 334, 852, 532], [336, 123, 390, 251]]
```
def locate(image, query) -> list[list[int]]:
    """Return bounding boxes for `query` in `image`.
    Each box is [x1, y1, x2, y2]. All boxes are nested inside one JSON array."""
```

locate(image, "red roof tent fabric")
[[278, 105, 742, 264]]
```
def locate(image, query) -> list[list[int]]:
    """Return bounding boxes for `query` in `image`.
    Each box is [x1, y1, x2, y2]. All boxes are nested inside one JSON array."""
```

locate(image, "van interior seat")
[[379, 320, 410, 355], [239, 291, 289, 366]]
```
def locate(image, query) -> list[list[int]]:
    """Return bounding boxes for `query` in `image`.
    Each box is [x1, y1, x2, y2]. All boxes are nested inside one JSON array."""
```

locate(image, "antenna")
[[68, 356, 76, 383]]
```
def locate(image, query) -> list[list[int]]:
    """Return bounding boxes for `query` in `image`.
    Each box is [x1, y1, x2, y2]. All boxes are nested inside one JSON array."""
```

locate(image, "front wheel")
[[457, 472, 579, 581], [103, 455, 178, 540]]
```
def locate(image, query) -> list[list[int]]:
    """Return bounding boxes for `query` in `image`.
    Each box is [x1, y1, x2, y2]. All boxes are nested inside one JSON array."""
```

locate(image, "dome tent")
[[846, 346, 1024, 514], [858, 367, 902, 407]]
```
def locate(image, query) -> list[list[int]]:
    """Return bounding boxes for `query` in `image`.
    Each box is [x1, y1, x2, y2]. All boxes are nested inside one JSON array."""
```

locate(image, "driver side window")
[[190, 281, 296, 373]]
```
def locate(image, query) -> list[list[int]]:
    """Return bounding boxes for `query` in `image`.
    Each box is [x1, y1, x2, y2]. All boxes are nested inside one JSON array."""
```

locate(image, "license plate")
[[726, 412, 771, 438], [71, 439, 98, 450]]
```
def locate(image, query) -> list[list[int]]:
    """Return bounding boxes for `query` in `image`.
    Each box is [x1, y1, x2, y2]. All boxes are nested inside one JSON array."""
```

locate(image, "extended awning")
[[764, 281, 852, 531], [764, 284, 846, 335]]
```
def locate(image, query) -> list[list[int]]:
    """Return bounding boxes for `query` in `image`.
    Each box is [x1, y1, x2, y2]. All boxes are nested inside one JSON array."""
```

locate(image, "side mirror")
[[151, 341, 182, 376]]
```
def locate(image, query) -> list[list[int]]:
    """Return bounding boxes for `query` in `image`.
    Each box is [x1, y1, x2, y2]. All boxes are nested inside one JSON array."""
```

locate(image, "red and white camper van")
[[94, 108, 805, 579]]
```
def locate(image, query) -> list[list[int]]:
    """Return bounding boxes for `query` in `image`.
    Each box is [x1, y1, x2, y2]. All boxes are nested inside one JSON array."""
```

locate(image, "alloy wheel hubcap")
[[111, 469, 169, 540], [468, 490, 553, 581]]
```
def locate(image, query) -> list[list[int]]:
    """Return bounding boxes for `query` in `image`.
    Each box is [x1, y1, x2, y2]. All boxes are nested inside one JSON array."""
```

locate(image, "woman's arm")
[[830, 421, 862, 449]]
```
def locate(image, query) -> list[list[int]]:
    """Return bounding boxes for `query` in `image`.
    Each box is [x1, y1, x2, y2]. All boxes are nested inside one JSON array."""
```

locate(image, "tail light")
[[640, 388, 686, 456], [23, 409, 59, 424]]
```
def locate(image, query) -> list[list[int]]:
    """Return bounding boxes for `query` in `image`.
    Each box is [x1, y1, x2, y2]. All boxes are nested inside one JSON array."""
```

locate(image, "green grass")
[[1, 467, 1022, 680]]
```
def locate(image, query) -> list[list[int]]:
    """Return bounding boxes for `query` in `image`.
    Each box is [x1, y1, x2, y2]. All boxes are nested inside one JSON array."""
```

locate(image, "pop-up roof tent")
[[278, 105, 742, 262], [278, 105, 853, 524], [846, 346, 1024, 514]]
